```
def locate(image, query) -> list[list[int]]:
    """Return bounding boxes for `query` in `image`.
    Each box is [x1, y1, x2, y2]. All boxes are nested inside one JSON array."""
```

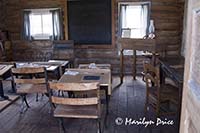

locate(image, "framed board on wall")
[[67, 0, 112, 45]]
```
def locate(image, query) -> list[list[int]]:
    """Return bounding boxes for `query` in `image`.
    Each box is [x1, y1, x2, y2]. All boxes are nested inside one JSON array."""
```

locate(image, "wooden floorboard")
[[0, 76, 178, 133]]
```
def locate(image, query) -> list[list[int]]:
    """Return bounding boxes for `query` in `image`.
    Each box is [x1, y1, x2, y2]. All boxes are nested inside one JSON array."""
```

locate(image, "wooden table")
[[78, 64, 112, 93], [0, 65, 13, 101], [16, 62, 58, 71], [16, 62, 61, 80], [59, 68, 112, 95], [159, 56, 184, 129], [118, 38, 165, 84]]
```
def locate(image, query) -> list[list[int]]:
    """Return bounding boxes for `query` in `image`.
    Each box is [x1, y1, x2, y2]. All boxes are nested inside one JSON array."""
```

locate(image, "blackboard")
[[67, 0, 112, 45]]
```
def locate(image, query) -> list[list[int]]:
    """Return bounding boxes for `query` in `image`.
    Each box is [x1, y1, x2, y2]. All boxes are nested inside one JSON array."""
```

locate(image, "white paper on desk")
[[18, 63, 25, 66], [89, 63, 97, 69], [47, 66, 57, 69], [64, 70, 79, 76]]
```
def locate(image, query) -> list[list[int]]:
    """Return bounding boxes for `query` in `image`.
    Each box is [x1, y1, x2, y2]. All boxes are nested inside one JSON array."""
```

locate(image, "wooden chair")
[[48, 82, 102, 133], [143, 63, 179, 116], [11, 67, 48, 113], [141, 52, 159, 81]]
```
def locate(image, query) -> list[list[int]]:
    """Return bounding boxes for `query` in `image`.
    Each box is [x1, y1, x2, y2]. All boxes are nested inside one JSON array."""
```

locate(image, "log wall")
[[3, 0, 184, 74]]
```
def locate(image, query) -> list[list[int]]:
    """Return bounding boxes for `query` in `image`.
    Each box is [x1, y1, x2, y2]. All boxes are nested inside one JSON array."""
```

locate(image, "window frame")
[[22, 8, 62, 41], [118, 1, 151, 39], [29, 11, 53, 40]]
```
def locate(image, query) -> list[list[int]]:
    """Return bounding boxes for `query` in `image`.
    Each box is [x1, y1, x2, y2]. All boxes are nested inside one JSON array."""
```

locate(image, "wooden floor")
[[0, 76, 179, 133]]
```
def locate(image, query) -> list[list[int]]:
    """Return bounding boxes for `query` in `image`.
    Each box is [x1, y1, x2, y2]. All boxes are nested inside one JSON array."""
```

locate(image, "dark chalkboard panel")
[[67, 0, 112, 45]]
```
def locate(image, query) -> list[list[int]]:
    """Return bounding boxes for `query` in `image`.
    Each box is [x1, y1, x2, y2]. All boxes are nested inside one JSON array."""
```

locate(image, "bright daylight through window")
[[120, 3, 149, 38], [30, 12, 53, 40], [22, 8, 63, 41]]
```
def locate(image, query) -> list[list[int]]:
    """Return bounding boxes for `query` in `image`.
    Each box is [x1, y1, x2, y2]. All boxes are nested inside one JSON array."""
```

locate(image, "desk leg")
[[100, 86, 110, 115], [56, 67, 61, 80], [105, 88, 109, 115], [120, 49, 124, 84], [133, 50, 136, 80], [11, 69, 16, 93], [160, 65, 165, 84], [58, 66, 62, 79], [0, 80, 9, 101], [11, 79, 16, 93]]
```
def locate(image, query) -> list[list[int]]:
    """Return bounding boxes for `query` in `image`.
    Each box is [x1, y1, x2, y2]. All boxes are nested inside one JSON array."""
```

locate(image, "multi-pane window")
[[120, 3, 150, 38], [29, 12, 53, 40], [22, 8, 63, 40]]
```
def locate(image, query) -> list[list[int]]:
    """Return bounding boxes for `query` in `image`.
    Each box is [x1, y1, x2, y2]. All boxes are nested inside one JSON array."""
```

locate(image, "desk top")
[[59, 69, 111, 94], [16, 62, 59, 72], [118, 38, 165, 52], [159, 56, 184, 84], [78, 64, 111, 69], [48, 60, 69, 67], [0, 65, 13, 76]]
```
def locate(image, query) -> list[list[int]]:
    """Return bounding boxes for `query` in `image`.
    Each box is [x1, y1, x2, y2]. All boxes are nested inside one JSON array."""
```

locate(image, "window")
[[29, 12, 53, 40], [118, 2, 151, 55], [22, 8, 63, 40], [119, 2, 150, 38]]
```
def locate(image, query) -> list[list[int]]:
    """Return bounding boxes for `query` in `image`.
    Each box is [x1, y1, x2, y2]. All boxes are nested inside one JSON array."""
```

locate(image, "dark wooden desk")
[[0, 65, 13, 101], [159, 56, 184, 130], [159, 57, 184, 85]]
